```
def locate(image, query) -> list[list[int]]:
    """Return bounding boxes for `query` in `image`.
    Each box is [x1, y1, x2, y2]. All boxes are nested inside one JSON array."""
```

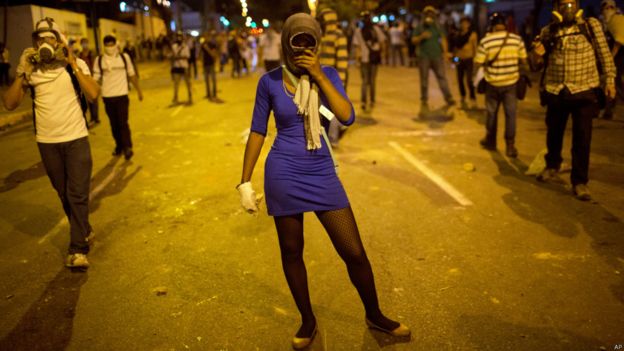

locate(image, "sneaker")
[[573, 184, 592, 201], [65, 253, 90, 269], [480, 138, 496, 150], [124, 148, 134, 161], [505, 142, 518, 158], [537, 168, 561, 183], [213, 97, 225, 104]]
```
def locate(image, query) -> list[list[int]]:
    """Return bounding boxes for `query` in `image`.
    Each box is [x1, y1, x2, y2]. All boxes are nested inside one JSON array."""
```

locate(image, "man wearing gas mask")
[[2, 17, 100, 269], [411, 6, 456, 114], [531, 0, 616, 201]]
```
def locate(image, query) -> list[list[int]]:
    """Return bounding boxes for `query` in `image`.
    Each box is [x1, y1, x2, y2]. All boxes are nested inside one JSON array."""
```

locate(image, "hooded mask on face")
[[281, 13, 322, 77]]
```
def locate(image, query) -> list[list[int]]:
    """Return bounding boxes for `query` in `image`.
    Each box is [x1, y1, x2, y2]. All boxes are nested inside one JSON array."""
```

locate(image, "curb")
[[0, 111, 31, 131]]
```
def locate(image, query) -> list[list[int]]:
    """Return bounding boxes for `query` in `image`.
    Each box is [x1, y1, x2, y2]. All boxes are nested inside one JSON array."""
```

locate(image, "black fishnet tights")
[[274, 207, 399, 337]]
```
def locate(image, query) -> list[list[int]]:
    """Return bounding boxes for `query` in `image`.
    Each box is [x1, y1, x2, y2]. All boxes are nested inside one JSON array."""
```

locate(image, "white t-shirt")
[[92, 53, 136, 98], [352, 26, 386, 63], [27, 59, 90, 143], [389, 27, 404, 45], [259, 32, 281, 61], [171, 43, 190, 69]]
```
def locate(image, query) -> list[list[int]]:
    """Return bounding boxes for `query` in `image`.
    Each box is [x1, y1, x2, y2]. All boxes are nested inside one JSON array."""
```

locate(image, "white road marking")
[[389, 141, 474, 206], [391, 129, 481, 137], [38, 163, 123, 244], [171, 105, 184, 117]]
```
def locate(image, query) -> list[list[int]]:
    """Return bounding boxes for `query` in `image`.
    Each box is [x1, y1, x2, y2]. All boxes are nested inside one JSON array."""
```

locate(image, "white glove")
[[16, 48, 36, 79], [237, 182, 259, 214]]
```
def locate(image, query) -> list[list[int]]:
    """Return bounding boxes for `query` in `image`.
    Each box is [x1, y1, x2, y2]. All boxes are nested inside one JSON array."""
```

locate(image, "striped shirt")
[[319, 10, 349, 86], [540, 18, 616, 95], [474, 31, 527, 87]]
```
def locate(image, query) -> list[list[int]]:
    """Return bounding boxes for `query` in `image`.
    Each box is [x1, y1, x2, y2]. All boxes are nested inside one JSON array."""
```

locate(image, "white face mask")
[[104, 46, 118, 56]]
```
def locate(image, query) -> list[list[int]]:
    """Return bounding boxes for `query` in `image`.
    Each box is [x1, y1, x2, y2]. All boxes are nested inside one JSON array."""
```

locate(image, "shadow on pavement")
[[455, 314, 605, 350], [90, 158, 142, 213], [0, 269, 88, 351], [0, 162, 46, 193], [360, 328, 411, 350], [489, 152, 624, 303]]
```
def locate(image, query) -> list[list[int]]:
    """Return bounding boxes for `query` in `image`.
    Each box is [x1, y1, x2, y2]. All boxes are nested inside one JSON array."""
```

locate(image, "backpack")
[[539, 18, 606, 107], [96, 53, 129, 84], [30, 65, 88, 134]]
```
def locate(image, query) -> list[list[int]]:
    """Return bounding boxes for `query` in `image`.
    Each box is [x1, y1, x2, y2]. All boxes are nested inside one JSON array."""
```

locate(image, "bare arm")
[[240, 131, 265, 184], [65, 47, 100, 102], [129, 75, 143, 101], [2, 76, 27, 111]]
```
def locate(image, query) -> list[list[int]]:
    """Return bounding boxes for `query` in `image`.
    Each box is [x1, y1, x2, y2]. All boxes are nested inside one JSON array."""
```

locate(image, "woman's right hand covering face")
[[281, 13, 322, 76]]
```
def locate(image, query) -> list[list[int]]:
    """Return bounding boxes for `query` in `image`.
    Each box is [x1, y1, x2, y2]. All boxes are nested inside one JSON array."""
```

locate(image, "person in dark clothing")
[[452, 16, 478, 109], [531, 0, 617, 201], [0, 42, 9, 86], [78, 38, 100, 124], [201, 31, 223, 103], [228, 31, 242, 78]]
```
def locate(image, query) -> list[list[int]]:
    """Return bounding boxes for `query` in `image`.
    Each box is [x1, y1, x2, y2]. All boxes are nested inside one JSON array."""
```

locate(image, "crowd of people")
[[0, 0, 622, 348]]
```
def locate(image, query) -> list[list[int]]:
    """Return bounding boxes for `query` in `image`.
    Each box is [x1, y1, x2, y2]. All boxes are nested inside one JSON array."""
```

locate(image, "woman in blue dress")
[[238, 13, 410, 349]]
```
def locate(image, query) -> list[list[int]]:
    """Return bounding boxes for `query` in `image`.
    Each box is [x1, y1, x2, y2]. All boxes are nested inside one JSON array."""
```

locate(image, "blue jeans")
[[360, 62, 378, 104], [418, 57, 454, 105], [485, 83, 517, 142], [38, 137, 93, 254]]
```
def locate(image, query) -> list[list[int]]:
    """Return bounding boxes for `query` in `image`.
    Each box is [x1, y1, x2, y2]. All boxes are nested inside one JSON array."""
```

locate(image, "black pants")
[[545, 89, 599, 186], [203, 64, 217, 98], [457, 58, 476, 100], [0, 63, 9, 86], [38, 137, 92, 254], [103, 95, 132, 152]]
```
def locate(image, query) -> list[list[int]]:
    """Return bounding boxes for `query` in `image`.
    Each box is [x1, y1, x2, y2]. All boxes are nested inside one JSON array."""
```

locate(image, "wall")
[[135, 13, 168, 39], [0, 5, 87, 76], [99, 18, 137, 46]]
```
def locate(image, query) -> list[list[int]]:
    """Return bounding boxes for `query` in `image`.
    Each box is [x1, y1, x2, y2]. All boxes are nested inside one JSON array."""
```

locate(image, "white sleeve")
[[123, 53, 136, 77], [77, 58, 91, 76]]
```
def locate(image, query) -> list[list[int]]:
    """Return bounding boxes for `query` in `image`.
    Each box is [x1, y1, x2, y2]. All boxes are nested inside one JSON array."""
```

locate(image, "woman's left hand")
[[294, 49, 323, 80]]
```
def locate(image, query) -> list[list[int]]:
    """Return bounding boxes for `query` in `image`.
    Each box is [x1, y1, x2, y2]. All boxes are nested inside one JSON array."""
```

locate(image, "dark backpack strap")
[[120, 53, 129, 76], [97, 55, 103, 82], [30, 85, 37, 135], [65, 65, 89, 129]]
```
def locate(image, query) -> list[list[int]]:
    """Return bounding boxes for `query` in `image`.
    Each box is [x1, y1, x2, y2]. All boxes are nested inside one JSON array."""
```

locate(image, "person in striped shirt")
[[317, 8, 350, 147], [531, 0, 616, 201], [474, 13, 528, 158]]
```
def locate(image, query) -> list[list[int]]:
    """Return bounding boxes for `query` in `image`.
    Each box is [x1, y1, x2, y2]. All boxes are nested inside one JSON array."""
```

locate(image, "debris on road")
[[526, 149, 547, 175], [463, 163, 476, 172], [153, 286, 168, 296]]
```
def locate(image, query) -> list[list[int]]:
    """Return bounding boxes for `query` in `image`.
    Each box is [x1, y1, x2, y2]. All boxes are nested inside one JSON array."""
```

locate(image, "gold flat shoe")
[[366, 318, 411, 337], [292, 325, 318, 350]]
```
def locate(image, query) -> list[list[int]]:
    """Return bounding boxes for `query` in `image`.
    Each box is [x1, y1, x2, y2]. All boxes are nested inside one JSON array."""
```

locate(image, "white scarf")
[[284, 67, 322, 150]]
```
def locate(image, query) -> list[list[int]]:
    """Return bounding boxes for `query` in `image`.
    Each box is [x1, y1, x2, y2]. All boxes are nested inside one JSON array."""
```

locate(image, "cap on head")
[[601, 0, 616, 8], [423, 6, 439, 16], [489, 12, 507, 27], [103, 35, 117, 45], [32, 17, 66, 44]]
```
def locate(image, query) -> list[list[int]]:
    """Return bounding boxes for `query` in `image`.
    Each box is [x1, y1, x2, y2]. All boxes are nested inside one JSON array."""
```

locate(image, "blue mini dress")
[[250, 66, 355, 217]]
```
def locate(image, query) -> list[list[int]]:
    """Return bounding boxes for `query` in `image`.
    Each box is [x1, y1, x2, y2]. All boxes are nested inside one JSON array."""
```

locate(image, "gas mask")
[[32, 42, 66, 64], [553, 2, 583, 25]]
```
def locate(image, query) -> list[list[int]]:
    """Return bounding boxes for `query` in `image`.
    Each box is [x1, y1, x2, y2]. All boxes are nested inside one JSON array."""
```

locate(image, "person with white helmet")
[[2, 17, 100, 269]]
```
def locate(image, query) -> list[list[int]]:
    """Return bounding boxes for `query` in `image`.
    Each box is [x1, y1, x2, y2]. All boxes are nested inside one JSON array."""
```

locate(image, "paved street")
[[0, 61, 623, 351]]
